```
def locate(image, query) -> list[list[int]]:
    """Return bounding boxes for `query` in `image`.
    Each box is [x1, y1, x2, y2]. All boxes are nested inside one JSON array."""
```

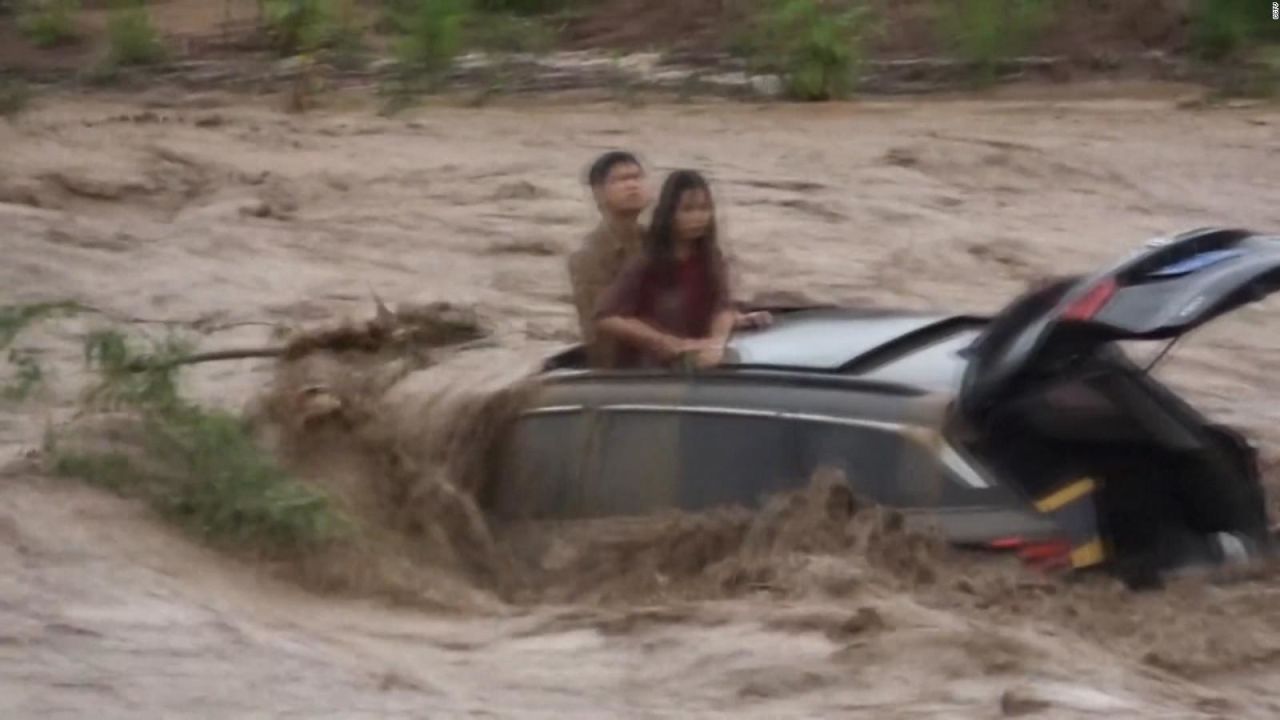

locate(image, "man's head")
[[587, 150, 649, 218]]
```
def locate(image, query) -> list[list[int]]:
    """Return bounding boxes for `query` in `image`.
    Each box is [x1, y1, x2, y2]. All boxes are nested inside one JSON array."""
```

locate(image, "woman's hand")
[[693, 342, 726, 369], [659, 335, 708, 362], [734, 310, 774, 330], [660, 337, 725, 368]]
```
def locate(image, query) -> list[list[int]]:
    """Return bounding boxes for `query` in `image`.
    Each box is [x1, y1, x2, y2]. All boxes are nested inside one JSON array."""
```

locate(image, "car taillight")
[[1061, 277, 1118, 321], [986, 537, 1073, 571]]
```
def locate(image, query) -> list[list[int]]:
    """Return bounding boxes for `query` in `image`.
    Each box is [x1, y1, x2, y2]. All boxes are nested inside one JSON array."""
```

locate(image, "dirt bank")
[[3, 0, 1272, 102], [3, 88, 1280, 717]]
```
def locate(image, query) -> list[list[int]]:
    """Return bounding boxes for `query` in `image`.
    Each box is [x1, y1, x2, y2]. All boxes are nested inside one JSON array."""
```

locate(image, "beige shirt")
[[567, 217, 645, 368]]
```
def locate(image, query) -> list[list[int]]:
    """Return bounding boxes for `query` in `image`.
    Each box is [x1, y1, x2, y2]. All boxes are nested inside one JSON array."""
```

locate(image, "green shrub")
[[263, 0, 341, 55], [1190, 0, 1280, 62], [107, 0, 166, 66], [0, 301, 83, 349], [935, 0, 1054, 81], [376, 0, 471, 112], [393, 0, 472, 72], [17, 0, 80, 48], [0, 301, 82, 401], [51, 329, 345, 553], [1, 350, 43, 402], [742, 0, 879, 101]]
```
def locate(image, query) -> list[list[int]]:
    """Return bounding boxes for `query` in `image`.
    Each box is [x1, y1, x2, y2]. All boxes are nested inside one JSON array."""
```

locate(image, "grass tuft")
[[17, 0, 79, 48], [738, 0, 881, 101], [0, 301, 84, 349], [1190, 0, 1280, 62], [106, 0, 166, 67], [1, 350, 43, 402], [934, 0, 1055, 84], [50, 329, 346, 554]]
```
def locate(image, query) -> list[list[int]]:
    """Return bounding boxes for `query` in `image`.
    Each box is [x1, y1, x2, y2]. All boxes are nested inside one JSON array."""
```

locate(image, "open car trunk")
[[963, 353, 1268, 586], [956, 227, 1280, 584]]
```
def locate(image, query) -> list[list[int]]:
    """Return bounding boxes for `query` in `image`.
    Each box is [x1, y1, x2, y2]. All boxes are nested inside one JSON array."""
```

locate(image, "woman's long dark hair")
[[637, 170, 731, 336], [645, 170, 726, 285]]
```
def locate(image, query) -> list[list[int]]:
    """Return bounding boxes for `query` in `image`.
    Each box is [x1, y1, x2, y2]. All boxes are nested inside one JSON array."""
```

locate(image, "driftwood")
[[125, 347, 284, 372], [120, 293, 489, 373], [124, 336, 499, 373]]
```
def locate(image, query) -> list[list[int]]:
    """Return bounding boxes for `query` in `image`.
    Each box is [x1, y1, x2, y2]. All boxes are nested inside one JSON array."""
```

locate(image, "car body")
[[484, 227, 1280, 587]]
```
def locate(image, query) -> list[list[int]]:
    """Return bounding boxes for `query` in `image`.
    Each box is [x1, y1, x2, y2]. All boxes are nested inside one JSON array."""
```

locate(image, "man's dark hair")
[[586, 151, 641, 188]]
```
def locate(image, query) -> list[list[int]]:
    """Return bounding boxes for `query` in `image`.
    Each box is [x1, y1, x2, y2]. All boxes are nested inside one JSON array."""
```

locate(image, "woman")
[[594, 169, 762, 369]]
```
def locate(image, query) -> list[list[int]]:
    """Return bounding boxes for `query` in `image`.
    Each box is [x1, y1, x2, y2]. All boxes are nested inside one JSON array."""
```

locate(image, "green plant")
[[0, 301, 83, 349], [377, 0, 473, 110], [1190, 0, 1280, 62], [107, 0, 166, 66], [82, 329, 189, 408], [17, 0, 80, 48], [743, 0, 879, 101], [263, 0, 340, 55], [393, 0, 472, 73], [1, 350, 43, 402], [52, 329, 345, 552], [322, 0, 368, 66], [935, 0, 1054, 82], [327, 21, 370, 69]]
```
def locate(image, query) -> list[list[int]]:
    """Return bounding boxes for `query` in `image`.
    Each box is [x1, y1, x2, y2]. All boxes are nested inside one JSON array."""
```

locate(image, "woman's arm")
[[708, 307, 736, 346], [594, 258, 688, 362], [597, 316, 684, 361], [687, 308, 735, 369], [690, 253, 741, 367]]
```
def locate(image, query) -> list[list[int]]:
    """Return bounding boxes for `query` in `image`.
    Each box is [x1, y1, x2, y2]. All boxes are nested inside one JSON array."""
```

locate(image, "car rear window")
[[855, 326, 983, 391]]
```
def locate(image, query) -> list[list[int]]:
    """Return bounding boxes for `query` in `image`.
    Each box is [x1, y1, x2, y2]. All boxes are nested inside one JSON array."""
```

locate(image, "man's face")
[[597, 162, 649, 216]]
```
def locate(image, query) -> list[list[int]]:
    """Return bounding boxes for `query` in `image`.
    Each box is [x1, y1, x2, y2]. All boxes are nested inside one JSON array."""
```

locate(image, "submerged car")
[[484, 227, 1280, 587]]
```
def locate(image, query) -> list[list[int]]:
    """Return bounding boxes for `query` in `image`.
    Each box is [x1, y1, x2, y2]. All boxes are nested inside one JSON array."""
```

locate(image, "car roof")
[[725, 306, 982, 372]]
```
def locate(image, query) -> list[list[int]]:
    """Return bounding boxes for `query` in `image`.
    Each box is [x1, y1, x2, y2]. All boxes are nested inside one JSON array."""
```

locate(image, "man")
[[567, 150, 652, 368]]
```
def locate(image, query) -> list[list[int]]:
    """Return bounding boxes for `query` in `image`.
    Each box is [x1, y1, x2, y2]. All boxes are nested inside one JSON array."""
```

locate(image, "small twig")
[[72, 302, 283, 333], [126, 317, 282, 332], [126, 347, 285, 372], [124, 334, 499, 373], [198, 320, 285, 332]]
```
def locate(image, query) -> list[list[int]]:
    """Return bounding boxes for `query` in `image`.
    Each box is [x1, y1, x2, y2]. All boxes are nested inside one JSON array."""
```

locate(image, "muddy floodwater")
[[4, 88, 1280, 718]]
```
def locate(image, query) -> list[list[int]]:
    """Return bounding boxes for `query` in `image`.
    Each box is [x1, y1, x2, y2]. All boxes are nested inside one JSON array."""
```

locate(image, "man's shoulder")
[[570, 221, 612, 259], [582, 221, 614, 246], [567, 223, 605, 274]]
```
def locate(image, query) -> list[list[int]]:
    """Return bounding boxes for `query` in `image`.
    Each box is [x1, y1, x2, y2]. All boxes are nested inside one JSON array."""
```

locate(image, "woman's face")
[[674, 187, 713, 243]]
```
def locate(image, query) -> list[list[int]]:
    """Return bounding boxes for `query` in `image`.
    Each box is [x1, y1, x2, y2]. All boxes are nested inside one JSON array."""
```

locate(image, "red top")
[[594, 247, 730, 368]]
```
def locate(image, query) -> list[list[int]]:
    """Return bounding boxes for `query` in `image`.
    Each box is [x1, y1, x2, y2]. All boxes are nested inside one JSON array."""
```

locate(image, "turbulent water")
[[4, 87, 1280, 718]]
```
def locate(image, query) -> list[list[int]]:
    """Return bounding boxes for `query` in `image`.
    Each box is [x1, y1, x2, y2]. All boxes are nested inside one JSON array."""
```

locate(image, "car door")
[[538, 371, 695, 518], [680, 373, 923, 509]]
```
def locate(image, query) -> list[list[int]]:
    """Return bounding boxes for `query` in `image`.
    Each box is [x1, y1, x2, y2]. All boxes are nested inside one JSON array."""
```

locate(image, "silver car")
[[486, 227, 1279, 588]]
